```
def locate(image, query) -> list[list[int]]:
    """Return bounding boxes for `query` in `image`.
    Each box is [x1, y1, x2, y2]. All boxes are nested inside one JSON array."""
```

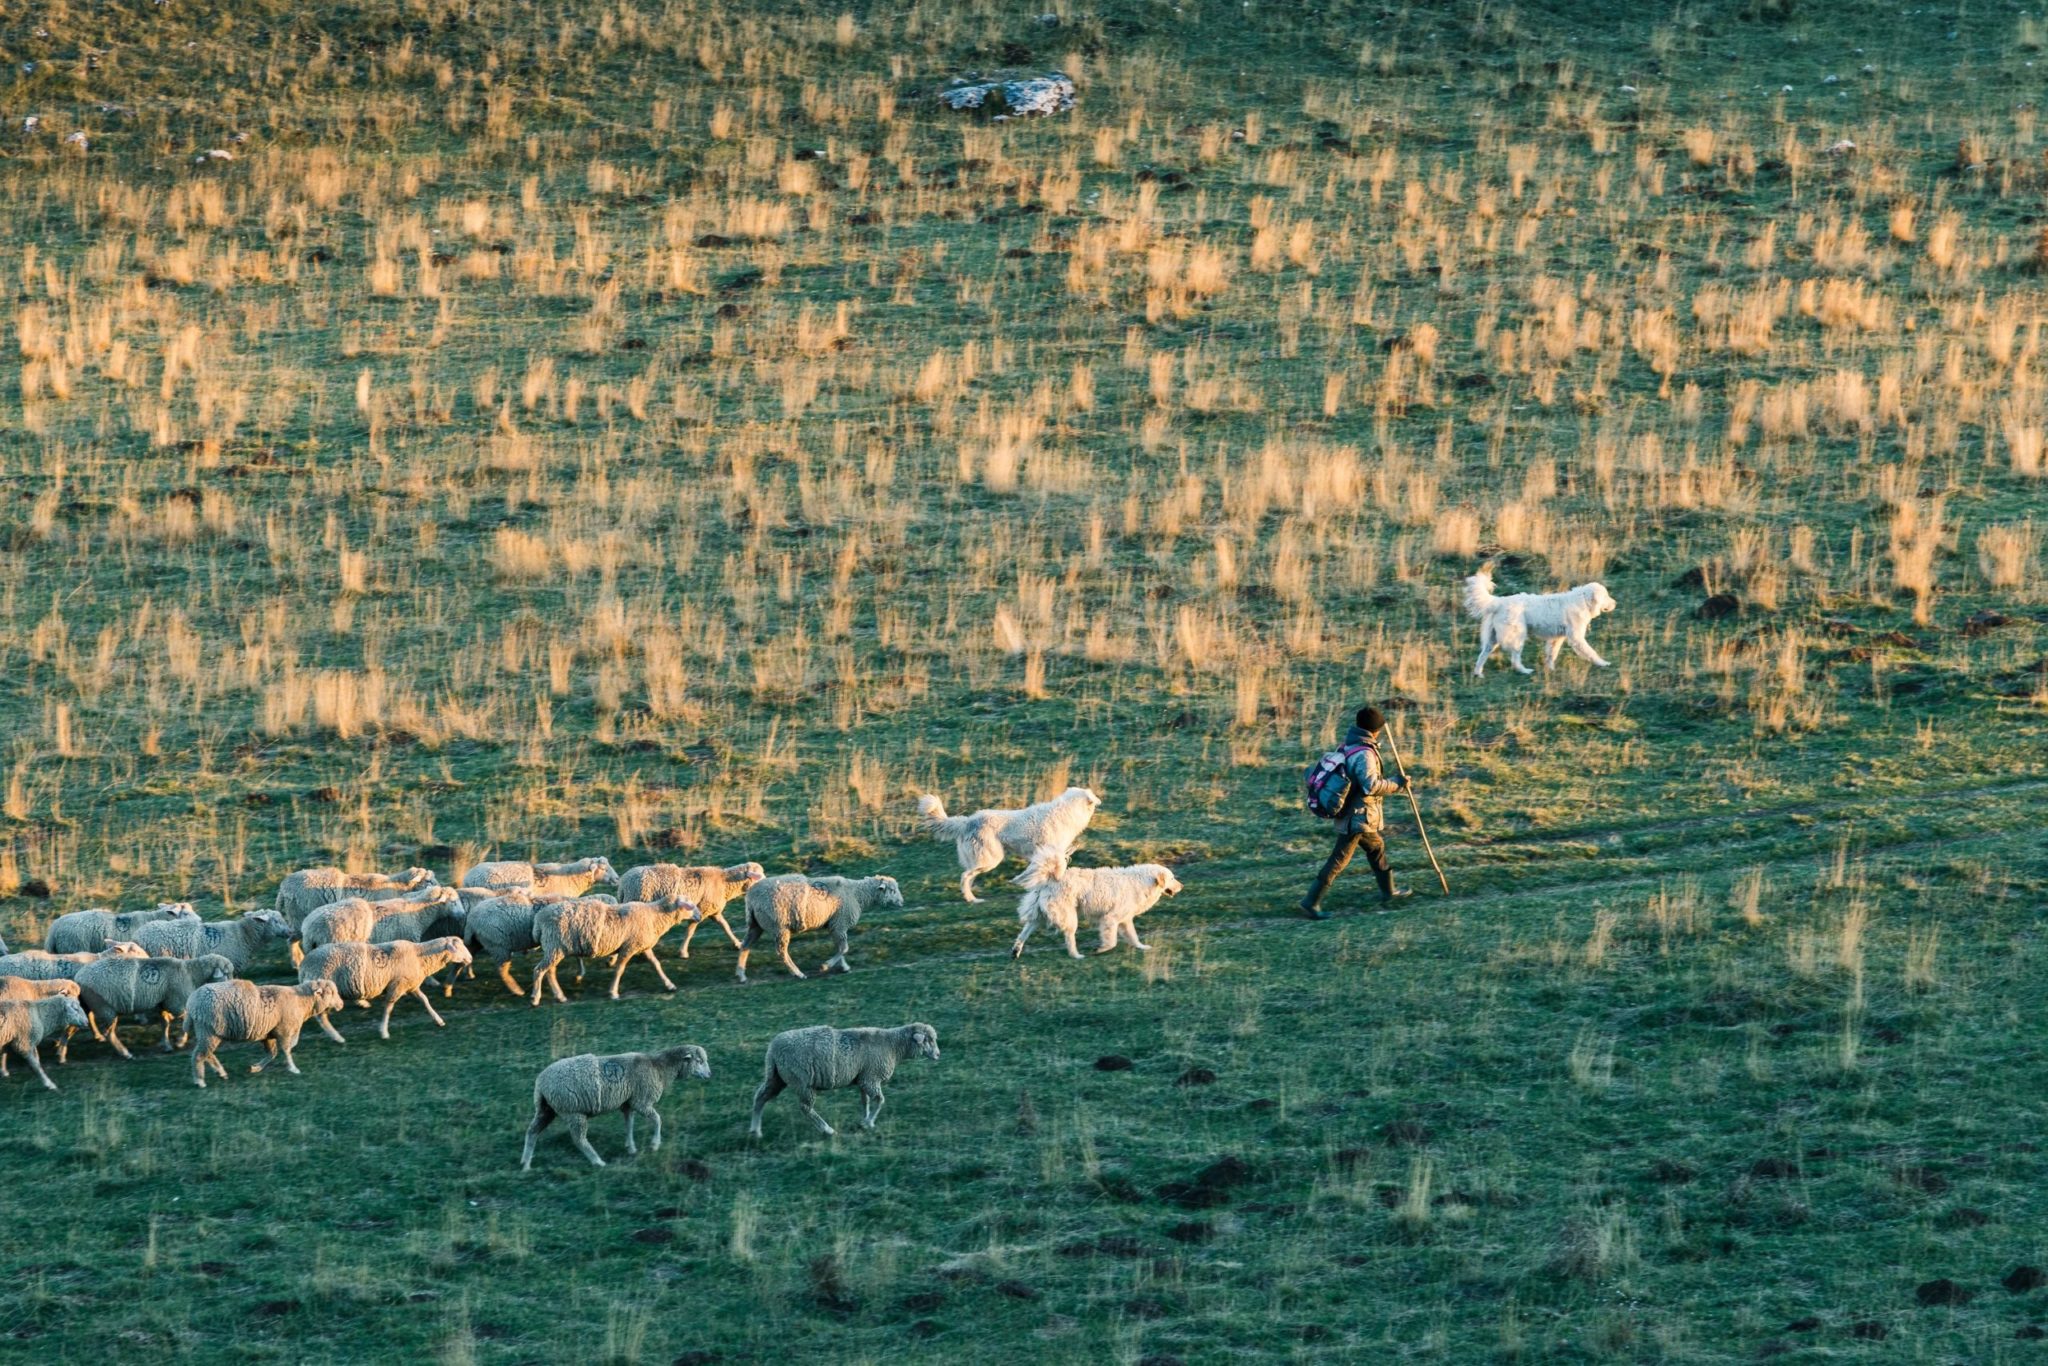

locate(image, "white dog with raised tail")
[[1464, 569, 1617, 677], [1009, 851, 1181, 959], [916, 786, 1101, 902]]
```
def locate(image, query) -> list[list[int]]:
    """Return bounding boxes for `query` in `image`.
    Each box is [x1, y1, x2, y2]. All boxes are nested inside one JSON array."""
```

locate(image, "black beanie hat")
[[1356, 706, 1386, 733]]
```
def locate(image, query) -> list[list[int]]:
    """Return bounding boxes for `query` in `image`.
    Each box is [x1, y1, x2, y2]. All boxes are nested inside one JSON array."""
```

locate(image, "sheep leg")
[[411, 987, 447, 1028], [521, 1099, 556, 1170], [191, 1041, 217, 1088], [158, 1009, 179, 1052], [290, 941, 305, 968], [316, 1011, 347, 1045], [640, 948, 677, 993], [277, 1029, 302, 1075], [776, 929, 806, 980], [624, 1110, 637, 1156], [822, 925, 851, 974], [529, 951, 566, 1007], [566, 1114, 606, 1167], [496, 958, 526, 997], [859, 1082, 884, 1130], [735, 919, 762, 983], [252, 1038, 279, 1074], [378, 991, 399, 1041], [646, 1106, 662, 1152], [795, 1089, 836, 1137], [678, 919, 698, 959], [607, 951, 633, 1000], [103, 1016, 135, 1061], [0, 1050, 8, 1078], [749, 1074, 785, 1138], [712, 911, 743, 950], [19, 1042, 56, 1092]]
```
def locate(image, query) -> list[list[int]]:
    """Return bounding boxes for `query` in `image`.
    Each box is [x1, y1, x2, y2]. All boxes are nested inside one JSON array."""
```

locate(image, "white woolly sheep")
[[461, 857, 619, 897], [43, 902, 197, 954], [1010, 857, 1182, 959], [185, 979, 346, 1088], [0, 995, 91, 1090], [527, 896, 701, 1005], [133, 909, 295, 974], [273, 866, 437, 932], [749, 1023, 940, 1138], [0, 978, 80, 1006], [617, 862, 765, 958], [294, 886, 464, 963], [73, 953, 235, 1059], [296, 937, 473, 1040], [735, 875, 902, 982], [521, 1044, 712, 1169], [0, 941, 147, 981], [916, 787, 1100, 902], [461, 889, 547, 996]]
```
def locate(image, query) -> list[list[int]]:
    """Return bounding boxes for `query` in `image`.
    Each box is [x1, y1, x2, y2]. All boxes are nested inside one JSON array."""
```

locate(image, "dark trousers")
[[1303, 828, 1392, 909]]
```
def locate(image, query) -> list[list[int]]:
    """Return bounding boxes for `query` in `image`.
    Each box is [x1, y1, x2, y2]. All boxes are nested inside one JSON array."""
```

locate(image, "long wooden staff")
[[1381, 725, 1449, 895]]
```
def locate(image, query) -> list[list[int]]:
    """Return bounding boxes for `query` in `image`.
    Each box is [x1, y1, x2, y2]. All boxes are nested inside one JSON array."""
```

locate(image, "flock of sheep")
[[0, 785, 1174, 1165]]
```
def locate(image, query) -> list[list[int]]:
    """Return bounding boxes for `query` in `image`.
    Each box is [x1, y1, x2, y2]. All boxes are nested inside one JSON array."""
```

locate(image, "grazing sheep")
[[749, 1023, 940, 1139], [617, 862, 765, 958], [521, 1045, 712, 1170], [273, 866, 437, 933], [528, 896, 701, 1006], [735, 875, 902, 982], [0, 941, 147, 981], [0, 995, 91, 1090], [295, 886, 464, 962], [461, 857, 620, 897], [133, 909, 295, 974], [43, 902, 197, 954], [1010, 856, 1183, 959], [916, 787, 1101, 902], [296, 937, 473, 1040], [73, 954, 235, 1059], [184, 980, 346, 1088]]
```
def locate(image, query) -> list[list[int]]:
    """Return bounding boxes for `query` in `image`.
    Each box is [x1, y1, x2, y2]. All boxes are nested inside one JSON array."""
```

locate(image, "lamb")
[[616, 862, 766, 958], [461, 856, 620, 897], [294, 886, 464, 962], [273, 865, 438, 932], [296, 937, 473, 1040], [521, 1044, 712, 1169], [749, 1023, 940, 1139], [528, 896, 701, 1006], [184, 979, 346, 1088], [72, 953, 235, 1058], [735, 875, 902, 982], [0, 941, 147, 981], [1009, 856, 1183, 959], [0, 995, 91, 1090], [43, 902, 197, 954], [916, 787, 1101, 901], [133, 909, 295, 974]]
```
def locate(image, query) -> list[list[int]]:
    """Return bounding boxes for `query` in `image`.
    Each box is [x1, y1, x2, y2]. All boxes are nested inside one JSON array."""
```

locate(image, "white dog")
[[916, 787, 1100, 902], [1463, 570, 1617, 677], [1010, 854, 1181, 959]]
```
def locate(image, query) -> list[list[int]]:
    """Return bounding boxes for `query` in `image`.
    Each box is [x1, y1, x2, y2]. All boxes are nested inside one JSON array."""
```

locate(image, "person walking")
[[1299, 706, 1412, 919]]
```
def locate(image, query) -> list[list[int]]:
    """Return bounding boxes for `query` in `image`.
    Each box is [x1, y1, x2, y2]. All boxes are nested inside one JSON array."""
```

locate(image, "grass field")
[[2, 0, 2047, 1358]]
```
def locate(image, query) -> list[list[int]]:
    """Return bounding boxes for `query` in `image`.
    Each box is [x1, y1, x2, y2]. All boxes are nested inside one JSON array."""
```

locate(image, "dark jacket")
[[1337, 724, 1403, 835]]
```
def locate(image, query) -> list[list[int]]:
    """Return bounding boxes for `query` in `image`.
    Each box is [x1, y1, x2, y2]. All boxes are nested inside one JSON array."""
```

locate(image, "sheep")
[[616, 862, 766, 958], [273, 865, 438, 933], [735, 875, 902, 982], [0, 978, 80, 1006], [1009, 856, 1183, 959], [528, 896, 701, 1006], [294, 886, 464, 963], [296, 937, 473, 1040], [461, 856, 619, 897], [462, 889, 547, 996], [916, 787, 1101, 901], [72, 954, 235, 1059], [749, 1023, 940, 1139], [0, 941, 147, 981], [521, 1045, 712, 1170], [0, 995, 90, 1090], [133, 909, 295, 974], [43, 902, 197, 954], [184, 979, 346, 1088]]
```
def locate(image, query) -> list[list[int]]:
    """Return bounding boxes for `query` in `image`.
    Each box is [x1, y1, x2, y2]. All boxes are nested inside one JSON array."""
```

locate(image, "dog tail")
[[1461, 571, 1497, 620], [916, 793, 971, 841], [1012, 848, 1067, 889]]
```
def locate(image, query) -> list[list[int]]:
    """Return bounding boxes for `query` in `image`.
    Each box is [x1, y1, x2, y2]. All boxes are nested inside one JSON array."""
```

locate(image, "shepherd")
[[1298, 706, 1412, 919]]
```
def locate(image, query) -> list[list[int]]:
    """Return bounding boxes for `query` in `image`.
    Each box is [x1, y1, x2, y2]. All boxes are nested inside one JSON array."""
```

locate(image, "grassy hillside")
[[0, 0, 2045, 1359]]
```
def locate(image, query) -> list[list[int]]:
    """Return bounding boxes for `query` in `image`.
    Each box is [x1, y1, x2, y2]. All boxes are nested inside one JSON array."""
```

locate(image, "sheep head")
[[427, 937, 474, 968], [871, 876, 904, 909], [195, 954, 235, 983], [906, 1023, 940, 1061], [158, 902, 200, 919], [657, 894, 702, 922], [56, 996, 88, 1031], [659, 1043, 712, 1080], [590, 856, 621, 888], [401, 867, 437, 889], [303, 980, 345, 1013], [725, 862, 767, 889], [102, 941, 147, 959], [245, 909, 293, 939]]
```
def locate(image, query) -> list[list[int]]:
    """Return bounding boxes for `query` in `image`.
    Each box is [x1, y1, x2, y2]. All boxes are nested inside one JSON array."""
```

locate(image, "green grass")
[[1, 0, 2046, 1358]]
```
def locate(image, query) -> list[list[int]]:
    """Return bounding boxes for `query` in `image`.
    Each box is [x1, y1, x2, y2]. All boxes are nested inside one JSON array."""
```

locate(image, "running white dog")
[[1009, 854, 1181, 959], [916, 786, 1101, 902], [1463, 570, 1617, 677]]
